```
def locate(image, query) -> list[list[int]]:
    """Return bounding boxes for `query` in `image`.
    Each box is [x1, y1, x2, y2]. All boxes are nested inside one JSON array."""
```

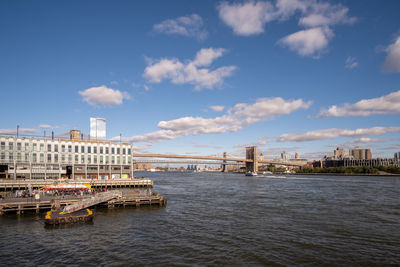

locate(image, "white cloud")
[[218, 0, 355, 57], [39, 124, 59, 129], [118, 97, 311, 144], [279, 27, 333, 56], [0, 128, 37, 135], [218, 1, 275, 36], [143, 48, 236, 90], [209, 105, 225, 112], [318, 90, 400, 117], [153, 14, 208, 41], [345, 56, 359, 69], [297, 2, 356, 27], [278, 126, 400, 142], [383, 36, 400, 72], [79, 86, 131, 106], [144, 85, 150, 91], [347, 137, 384, 144]]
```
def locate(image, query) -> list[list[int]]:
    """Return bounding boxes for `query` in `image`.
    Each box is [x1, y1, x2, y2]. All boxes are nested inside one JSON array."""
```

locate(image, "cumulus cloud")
[[143, 48, 236, 90], [218, 1, 275, 36], [318, 90, 400, 117], [0, 128, 37, 135], [209, 105, 225, 112], [278, 126, 400, 142], [79, 86, 131, 106], [345, 56, 359, 69], [119, 97, 312, 144], [279, 27, 333, 56], [383, 36, 400, 72], [218, 0, 355, 57], [153, 14, 208, 41]]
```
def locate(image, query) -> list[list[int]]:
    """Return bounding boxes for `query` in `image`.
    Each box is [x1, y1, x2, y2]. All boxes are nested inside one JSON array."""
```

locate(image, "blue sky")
[[1, 0, 400, 159]]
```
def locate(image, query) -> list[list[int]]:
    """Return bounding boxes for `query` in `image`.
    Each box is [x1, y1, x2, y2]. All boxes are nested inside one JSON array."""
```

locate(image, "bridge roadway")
[[132, 153, 304, 167], [134, 159, 244, 165]]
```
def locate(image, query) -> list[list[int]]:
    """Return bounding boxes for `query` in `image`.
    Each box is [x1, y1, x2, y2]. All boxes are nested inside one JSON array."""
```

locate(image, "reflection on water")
[[1, 172, 399, 265]]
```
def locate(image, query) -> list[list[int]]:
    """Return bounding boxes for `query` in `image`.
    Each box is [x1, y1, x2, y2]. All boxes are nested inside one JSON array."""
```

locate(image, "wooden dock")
[[0, 192, 166, 215]]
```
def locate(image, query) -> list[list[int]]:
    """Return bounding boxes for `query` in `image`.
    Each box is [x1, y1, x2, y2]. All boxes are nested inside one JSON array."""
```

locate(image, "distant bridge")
[[132, 146, 305, 173], [134, 159, 244, 166]]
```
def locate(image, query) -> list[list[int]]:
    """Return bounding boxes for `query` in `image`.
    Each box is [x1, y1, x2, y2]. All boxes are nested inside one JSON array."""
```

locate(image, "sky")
[[0, 0, 400, 160]]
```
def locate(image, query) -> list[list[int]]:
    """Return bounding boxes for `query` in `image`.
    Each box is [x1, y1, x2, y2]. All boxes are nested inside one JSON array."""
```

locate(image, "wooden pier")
[[0, 192, 166, 215]]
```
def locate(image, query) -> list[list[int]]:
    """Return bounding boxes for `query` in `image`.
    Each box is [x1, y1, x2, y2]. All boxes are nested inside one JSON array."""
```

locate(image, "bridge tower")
[[221, 152, 228, 172], [245, 146, 258, 173]]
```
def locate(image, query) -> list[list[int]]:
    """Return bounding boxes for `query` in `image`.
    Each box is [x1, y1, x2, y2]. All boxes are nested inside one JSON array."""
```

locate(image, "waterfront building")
[[0, 130, 132, 179], [324, 158, 399, 168], [333, 147, 346, 159], [349, 146, 372, 160]]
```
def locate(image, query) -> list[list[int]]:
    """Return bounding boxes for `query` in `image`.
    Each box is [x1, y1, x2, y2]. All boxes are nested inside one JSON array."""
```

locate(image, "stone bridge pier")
[[246, 146, 258, 173]]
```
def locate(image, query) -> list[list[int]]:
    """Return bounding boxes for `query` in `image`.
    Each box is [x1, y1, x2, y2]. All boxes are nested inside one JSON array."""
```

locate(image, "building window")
[[48, 144, 52, 152], [123, 156, 126, 164], [17, 153, 21, 161], [81, 146, 85, 153], [128, 157, 131, 164], [9, 142, 14, 151], [54, 154, 58, 163], [75, 145, 78, 153], [128, 148, 131, 155], [62, 154, 65, 163], [112, 147, 115, 154], [88, 155, 91, 164], [40, 153, 44, 162], [106, 156, 109, 164], [117, 156, 120, 164], [81, 155, 85, 164], [25, 143, 29, 151], [106, 147, 109, 154], [40, 144, 44, 152], [61, 145, 65, 152], [17, 142, 21, 151], [94, 146, 97, 154], [123, 148, 126, 155], [117, 148, 120, 154], [0, 142, 5, 150], [68, 155, 72, 163], [94, 155, 97, 164], [25, 153, 29, 161], [33, 143, 37, 151], [0, 152, 5, 160], [100, 156, 103, 164], [75, 155, 78, 163], [47, 154, 52, 162], [32, 153, 37, 163], [100, 147, 103, 154], [68, 145, 72, 153], [54, 145, 58, 152], [112, 156, 115, 164], [88, 146, 91, 153]]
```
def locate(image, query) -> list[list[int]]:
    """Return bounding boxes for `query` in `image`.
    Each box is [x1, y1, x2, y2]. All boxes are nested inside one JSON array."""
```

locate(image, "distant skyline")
[[1, 0, 400, 159]]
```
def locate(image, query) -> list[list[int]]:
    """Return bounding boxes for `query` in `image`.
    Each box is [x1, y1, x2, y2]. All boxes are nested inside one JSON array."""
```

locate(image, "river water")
[[1, 172, 399, 266]]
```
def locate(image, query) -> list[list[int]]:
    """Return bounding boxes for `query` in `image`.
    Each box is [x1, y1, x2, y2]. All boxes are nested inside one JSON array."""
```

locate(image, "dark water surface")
[[1, 172, 400, 266]]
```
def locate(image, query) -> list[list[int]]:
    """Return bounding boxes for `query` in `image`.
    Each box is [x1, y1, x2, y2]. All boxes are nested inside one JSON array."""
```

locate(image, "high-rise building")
[[295, 152, 299, 159], [349, 146, 372, 160], [395, 152, 400, 159], [90, 118, 106, 140], [334, 147, 346, 159], [281, 151, 289, 161]]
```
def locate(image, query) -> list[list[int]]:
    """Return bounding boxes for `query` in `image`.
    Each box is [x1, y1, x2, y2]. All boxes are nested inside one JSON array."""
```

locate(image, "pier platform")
[[0, 191, 166, 215]]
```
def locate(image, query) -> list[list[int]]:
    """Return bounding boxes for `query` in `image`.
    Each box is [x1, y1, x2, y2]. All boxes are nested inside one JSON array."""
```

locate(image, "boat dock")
[[0, 191, 166, 215]]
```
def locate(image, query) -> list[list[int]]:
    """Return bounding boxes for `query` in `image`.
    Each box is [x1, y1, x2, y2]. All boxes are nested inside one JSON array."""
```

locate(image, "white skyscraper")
[[90, 118, 106, 140]]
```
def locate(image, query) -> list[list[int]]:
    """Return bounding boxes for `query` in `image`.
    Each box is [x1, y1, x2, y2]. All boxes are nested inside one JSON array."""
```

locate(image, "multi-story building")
[[394, 152, 400, 159], [0, 130, 132, 179], [349, 146, 372, 160], [333, 147, 346, 159]]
